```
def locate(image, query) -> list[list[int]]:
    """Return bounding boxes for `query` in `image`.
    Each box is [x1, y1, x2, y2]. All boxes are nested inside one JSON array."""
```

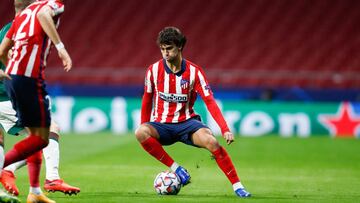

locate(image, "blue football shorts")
[[4, 75, 51, 128], [146, 116, 209, 146]]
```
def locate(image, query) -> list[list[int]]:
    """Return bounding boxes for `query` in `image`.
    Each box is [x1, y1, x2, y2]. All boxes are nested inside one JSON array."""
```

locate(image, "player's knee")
[[206, 136, 220, 151], [0, 131, 4, 146], [135, 125, 150, 142], [50, 121, 60, 134]]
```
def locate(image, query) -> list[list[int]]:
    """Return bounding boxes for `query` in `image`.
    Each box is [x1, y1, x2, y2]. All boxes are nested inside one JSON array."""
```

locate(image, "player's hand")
[[58, 48, 72, 72], [223, 131, 234, 145], [0, 69, 11, 80]]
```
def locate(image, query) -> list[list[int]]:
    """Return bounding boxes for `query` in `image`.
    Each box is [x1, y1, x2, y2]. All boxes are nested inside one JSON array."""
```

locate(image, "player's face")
[[160, 44, 181, 62]]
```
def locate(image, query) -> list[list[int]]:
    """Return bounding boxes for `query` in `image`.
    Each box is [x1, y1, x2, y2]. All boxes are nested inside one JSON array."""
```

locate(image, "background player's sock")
[[43, 137, 60, 180], [4, 160, 27, 173], [212, 146, 240, 184], [27, 151, 42, 188], [0, 145, 4, 174], [140, 137, 174, 167], [4, 135, 48, 167]]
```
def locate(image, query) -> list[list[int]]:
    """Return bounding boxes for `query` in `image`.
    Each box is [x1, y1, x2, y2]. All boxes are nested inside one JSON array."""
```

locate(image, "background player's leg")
[[1, 160, 24, 196], [4, 127, 49, 168], [4, 160, 26, 173], [0, 128, 21, 202], [43, 122, 80, 195], [192, 128, 251, 197], [43, 131, 60, 181], [0, 130, 4, 173]]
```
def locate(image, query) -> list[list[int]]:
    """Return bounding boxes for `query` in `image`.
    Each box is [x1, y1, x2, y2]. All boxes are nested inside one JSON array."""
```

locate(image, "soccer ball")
[[153, 171, 181, 195]]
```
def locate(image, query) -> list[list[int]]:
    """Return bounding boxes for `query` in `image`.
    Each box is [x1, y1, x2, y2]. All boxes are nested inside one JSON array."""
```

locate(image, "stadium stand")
[[0, 0, 359, 90]]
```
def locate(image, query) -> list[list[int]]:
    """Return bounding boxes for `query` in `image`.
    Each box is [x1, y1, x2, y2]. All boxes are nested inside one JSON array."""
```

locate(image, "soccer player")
[[0, 0, 72, 202], [135, 27, 251, 198], [0, 1, 80, 198]]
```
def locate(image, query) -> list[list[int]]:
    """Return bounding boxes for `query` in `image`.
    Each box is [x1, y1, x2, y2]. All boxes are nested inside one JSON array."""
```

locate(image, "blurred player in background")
[[135, 27, 251, 198], [0, 0, 72, 202], [0, 0, 80, 198]]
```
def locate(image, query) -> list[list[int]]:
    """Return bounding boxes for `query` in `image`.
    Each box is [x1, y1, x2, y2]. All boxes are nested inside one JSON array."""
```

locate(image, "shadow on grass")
[[51, 191, 360, 203], [53, 191, 246, 202]]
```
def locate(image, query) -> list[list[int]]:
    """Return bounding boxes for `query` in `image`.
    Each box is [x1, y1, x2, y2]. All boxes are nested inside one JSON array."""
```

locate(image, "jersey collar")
[[163, 59, 186, 76]]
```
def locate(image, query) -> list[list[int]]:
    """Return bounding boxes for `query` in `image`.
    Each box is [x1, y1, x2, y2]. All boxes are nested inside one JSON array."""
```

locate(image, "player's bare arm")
[[37, 5, 72, 72]]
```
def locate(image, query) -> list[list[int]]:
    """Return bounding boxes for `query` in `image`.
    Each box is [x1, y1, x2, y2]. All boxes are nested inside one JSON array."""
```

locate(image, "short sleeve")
[[47, 0, 65, 16]]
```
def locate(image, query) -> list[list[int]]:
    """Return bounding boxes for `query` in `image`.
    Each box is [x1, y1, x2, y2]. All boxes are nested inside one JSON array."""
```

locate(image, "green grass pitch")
[[4, 133, 360, 203]]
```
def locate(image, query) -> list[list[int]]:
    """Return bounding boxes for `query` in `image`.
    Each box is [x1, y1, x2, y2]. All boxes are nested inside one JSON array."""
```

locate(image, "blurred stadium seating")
[[1, 0, 359, 90]]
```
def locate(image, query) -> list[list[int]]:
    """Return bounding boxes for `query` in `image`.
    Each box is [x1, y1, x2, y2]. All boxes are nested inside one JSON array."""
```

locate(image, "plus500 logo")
[[159, 92, 188, 103]]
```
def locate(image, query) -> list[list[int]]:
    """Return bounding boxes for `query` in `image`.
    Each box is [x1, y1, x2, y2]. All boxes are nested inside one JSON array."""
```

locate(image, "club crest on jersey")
[[204, 84, 211, 91], [180, 79, 189, 89], [159, 92, 188, 103]]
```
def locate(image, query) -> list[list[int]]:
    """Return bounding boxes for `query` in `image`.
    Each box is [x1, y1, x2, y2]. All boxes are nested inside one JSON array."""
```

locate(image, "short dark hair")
[[157, 27, 187, 51]]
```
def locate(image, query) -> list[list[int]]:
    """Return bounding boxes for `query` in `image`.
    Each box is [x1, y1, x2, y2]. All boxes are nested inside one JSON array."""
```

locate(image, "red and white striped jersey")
[[141, 59, 230, 134], [5, 0, 64, 79]]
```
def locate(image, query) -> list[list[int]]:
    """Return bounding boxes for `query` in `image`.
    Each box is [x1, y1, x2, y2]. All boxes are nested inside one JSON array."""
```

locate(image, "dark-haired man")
[[135, 27, 251, 198]]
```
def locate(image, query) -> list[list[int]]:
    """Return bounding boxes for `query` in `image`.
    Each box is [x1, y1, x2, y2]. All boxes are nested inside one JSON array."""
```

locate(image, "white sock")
[[0, 146, 4, 175], [4, 160, 27, 173], [29, 187, 42, 195], [170, 162, 179, 172], [42, 139, 60, 180], [233, 182, 245, 191]]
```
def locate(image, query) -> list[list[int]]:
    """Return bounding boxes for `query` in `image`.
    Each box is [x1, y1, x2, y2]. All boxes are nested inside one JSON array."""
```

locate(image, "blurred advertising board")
[[52, 97, 360, 138]]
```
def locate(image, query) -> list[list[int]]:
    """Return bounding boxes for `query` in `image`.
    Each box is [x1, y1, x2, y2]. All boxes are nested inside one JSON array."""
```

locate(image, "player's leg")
[[3, 76, 50, 167], [0, 101, 26, 196], [1, 160, 25, 196], [4, 75, 55, 202], [0, 119, 21, 202], [20, 127, 56, 203], [0, 189, 20, 203], [0, 99, 79, 195], [191, 128, 251, 197], [44, 122, 61, 181], [26, 149, 55, 203], [0, 100, 22, 174], [135, 123, 191, 185], [3, 131, 55, 202], [0, 129, 5, 173], [135, 124, 175, 167], [27, 150, 43, 195], [4, 127, 49, 168], [43, 121, 80, 195]]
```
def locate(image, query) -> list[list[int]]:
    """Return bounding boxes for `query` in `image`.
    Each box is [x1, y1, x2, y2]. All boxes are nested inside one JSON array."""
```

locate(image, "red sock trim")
[[141, 137, 174, 167], [212, 147, 240, 184]]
